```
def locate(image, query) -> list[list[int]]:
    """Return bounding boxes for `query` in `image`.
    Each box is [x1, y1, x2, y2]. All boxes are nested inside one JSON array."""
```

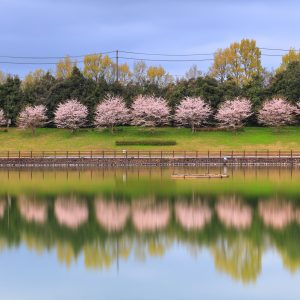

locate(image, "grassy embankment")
[[0, 126, 300, 151]]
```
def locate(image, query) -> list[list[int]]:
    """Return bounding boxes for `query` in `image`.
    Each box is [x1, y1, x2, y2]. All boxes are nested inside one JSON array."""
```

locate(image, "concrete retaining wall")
[[0, 157, 299, 167]]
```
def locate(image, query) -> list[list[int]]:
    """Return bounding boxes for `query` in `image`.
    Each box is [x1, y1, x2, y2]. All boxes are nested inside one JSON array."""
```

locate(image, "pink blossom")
[[216, 198, 252, 229], [258, 200, 293, 230], [132, 201, 170, 232], [18, 196, 47, 224], [258, 98, 295, 128], [175, 97, 212, 132], [54, 197, 88, 229], [175, 201, 212, 230], [0, 109, 7, 127], [17, 105, 47, 133], [215, 98, 252, 130], [54, 99, 88, 130], [94, 95, 130, 131], [95, 199, 130, 232], [131, 95, 170, 127]]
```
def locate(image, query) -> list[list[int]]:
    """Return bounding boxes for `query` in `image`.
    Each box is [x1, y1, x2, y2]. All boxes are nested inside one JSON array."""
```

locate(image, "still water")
[[0, 167, 300, 299]]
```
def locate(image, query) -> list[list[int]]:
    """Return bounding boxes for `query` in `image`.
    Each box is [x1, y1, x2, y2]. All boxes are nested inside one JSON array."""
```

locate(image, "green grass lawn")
[[0, 126, 300, 150]]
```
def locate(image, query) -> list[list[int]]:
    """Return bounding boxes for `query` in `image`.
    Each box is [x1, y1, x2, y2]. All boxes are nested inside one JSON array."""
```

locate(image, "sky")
[[1, 0, 300, 79]]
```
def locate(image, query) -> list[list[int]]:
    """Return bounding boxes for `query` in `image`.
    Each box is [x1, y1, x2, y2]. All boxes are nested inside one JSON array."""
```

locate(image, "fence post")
[[102, 150, 104, 158]]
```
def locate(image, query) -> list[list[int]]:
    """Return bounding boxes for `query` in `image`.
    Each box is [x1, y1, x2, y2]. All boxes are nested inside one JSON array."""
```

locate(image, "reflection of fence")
[[0, 150, 299, 159]]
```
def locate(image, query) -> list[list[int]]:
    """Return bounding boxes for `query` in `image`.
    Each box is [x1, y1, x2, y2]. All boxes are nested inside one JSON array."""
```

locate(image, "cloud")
[[0, 0, 299, 76]]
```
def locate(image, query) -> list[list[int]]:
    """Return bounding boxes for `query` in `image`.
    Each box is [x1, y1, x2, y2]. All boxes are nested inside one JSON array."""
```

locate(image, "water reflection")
[[0, 167, 300, 284], [95, 199, 130, 232], [259, 200, 294, 230], [175, 200, 212, 230], [216, 197, 252, 229], [0, 200, 6, 219], [54, 197, 88, 229], [18, 196, 47, 224], [132, 200, 170, 232]]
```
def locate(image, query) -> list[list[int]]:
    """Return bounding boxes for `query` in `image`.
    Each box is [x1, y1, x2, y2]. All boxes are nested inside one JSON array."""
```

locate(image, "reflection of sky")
[[0, 246, 299, 300]]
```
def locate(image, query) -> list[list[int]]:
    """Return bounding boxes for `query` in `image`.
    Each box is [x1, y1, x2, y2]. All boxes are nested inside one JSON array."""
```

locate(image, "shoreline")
[[0, 157, 299, 167]]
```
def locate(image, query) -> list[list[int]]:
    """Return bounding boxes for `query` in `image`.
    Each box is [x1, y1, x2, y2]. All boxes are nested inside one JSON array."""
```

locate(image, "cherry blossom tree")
[[257, 98, 295, 130], [131, 95, 170, 128], [0, 109, 7, 128], [54, 99, 88, 131], [175, 97, 212, 132], [215, 98, 252, 131], [17, 105, 47, 134], [94, 95, 130, 132]]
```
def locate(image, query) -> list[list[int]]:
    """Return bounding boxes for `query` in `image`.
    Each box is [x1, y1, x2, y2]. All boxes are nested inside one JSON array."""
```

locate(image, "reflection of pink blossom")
[[0, 200, 6, 218], [132, 201, 170, 232], [55, 197, 88, 229], [18, 196, 47, 224], [259, 200, 293, 229], [95, 199, 130, 231], [175, 202, 212, 230], [216, 198, 252, 229]]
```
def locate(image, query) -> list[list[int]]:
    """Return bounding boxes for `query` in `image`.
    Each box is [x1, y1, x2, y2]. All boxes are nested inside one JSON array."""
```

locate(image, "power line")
[[0, 46, 299, 61], [0, 57, 214, 65], [118, 56, 214, 62], [119, 50, 215, 57], [259, 47, 299, 52], [0, 51, 115, 60]]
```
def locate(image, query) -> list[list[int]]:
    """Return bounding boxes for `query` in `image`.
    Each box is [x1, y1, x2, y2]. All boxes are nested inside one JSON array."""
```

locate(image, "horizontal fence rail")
[[0, 150, 300, 159]]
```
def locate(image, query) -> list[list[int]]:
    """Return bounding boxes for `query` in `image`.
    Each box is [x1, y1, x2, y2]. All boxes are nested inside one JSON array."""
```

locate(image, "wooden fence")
[[0, 150, 299, 159]]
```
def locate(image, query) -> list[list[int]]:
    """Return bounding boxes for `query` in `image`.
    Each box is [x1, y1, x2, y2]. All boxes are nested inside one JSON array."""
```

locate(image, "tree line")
[[2, 95, 298, 134], [1, 39, 300, 127]]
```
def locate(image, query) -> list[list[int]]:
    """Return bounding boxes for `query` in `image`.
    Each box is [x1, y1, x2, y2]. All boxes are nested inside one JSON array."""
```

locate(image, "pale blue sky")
[[0, 0, 299, 78]]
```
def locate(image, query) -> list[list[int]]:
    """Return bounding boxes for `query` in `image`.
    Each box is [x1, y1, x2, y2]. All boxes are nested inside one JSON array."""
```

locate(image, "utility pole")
[[116, 49, 119, 82]]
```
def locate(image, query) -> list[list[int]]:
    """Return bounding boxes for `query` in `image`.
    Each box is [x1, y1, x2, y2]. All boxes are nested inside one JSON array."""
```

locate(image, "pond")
[[0, 167, 299, 300]]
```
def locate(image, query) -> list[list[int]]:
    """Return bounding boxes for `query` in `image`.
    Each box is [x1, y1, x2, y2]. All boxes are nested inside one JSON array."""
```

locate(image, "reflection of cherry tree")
[[18, 196, 47, 224], [132, 200, 170, 232], [258, 200, 293, 230], [175, 201, 212, 230], [54, 197, 88, 229], [216, 198, 252, 229], [56, 241, 77, 267], [0, 200, 6, 219], [95, 199, 130, 232], [83, 238, 132, 269], [211, 236, 261, 283]]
